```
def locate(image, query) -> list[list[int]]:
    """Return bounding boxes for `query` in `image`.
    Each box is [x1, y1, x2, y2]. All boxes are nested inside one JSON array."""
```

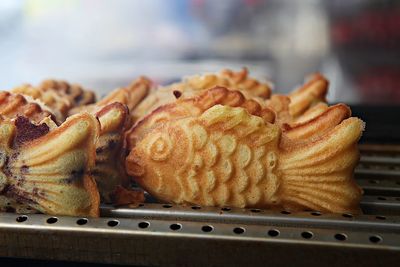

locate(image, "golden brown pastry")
[[68, 102, 144, 205], [266, 73, 328, 127], [93, 102, 130, 203], [11, 85, 71, 122], [126, 104, 363, 213], [0, 91, 56, 123], [96, 76, 151, 112], [126, 86, 275, 152], [168, 68, 271, 98], [69, 76, 152, 126], [39, 79, 95, 107], [132, 68, 271, 122], [12, 80, 95, 122], [0, 113, 100, 217], [287, 73, 328, 119]]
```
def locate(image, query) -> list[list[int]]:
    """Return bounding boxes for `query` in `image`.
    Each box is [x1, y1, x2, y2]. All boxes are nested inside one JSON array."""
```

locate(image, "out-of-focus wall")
[[0, 0, 398, 103]]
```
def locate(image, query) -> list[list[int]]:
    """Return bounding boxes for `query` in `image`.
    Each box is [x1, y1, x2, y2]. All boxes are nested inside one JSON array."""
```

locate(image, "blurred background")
[[0, 0, 399, 104]]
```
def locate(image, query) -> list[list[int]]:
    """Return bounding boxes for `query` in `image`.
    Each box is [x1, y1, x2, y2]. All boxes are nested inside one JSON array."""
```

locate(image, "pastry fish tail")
[[7, 113, 101, 217], [277, 116, 364, 214]]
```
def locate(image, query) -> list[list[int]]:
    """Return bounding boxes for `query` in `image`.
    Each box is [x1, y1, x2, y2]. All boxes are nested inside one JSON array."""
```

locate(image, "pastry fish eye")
[[146, 133, 173, 161]]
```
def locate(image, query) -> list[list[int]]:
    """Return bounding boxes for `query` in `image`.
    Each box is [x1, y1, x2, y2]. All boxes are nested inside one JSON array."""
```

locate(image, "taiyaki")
[[69, 102, 143, 205], [132, 68, 271, 122], [0, 91, 56, 123], [0, 112, 100, 217], [126, 104, 364, 213], [39, 79, 96, 107], [69, 76, 152, 126], [12, 79, 96, 122], [287, 73, 328, 120], [266, 73, 328, 127], [11, 85, 71, 122], [126, 86, 275, 152], [93, 102, 130, 202]]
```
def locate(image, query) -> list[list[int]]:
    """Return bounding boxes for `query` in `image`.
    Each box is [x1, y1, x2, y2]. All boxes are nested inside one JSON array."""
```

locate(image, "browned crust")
[[96, 76, 151, 110], [96, 102, 129, 130], [110, 185, 145, 206], [81, 174, 100, 217], [39, 79, 96, 106], [126, 86, 275, 151], [281, 104, 352, 150], [288, 73, 329, 117], [131, 68, 271, 123], [0, 91, 56, 123], [94, 103, 132, 203], [219, 68, 272, 99], [68, 77, 152, 128]]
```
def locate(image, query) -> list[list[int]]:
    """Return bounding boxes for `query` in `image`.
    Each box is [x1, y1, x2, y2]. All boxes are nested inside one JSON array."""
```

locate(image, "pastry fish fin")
[[278, 117, 364, 214], [7, 112, 100, 217], [200, 104, 278, 142], [282, 104, 351, 143], [94, 102, 130, 203], [288, 73, 328, 117]]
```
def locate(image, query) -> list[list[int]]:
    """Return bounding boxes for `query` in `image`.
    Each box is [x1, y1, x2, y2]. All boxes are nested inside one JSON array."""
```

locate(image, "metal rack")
[[0, 144, 399, 266]]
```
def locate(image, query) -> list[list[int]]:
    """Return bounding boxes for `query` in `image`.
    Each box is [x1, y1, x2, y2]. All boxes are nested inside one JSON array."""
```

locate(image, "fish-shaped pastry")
[[126, 86, 275, 152], [93, 102, 131, 203], [39, 79, 96, 107], [269, 73, 328, 123], [132, 68, 271, 122], [12, 84, 72, 122], [12, 79, 95, 122], [69, 76, 152, 126], [0, 91, 56, 123], [0, 112, 100, 217], [126, 104, 364, 213], [68, 102, 144, 205]]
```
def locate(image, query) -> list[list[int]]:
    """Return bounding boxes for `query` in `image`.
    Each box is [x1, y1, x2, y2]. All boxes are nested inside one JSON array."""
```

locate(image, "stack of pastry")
[[0, 68, 364, 217]]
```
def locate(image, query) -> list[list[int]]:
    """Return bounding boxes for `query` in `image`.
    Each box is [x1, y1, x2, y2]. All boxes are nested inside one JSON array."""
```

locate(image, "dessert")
[[93, 102, 130, 203], [0, 113, 100, 217], [0, 91, 56, 123], [132, 68, 271, 122], [12, 79, 95, 122], [126, 104, 363, 213], [69, 76, 152, 126], [126, 86, 275, 151]]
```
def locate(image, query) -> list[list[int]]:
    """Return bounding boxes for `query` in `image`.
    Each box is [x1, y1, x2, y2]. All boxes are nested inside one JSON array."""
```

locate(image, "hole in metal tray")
[[334, 233, 347, 241], [138, 222, 150, 229], [107, 220, 119, 227], [16, 215, 28, 223], [76, 218, 88, 225], [201, 225, 213, 233], [369, 235, 382, 243], [170, 223, 182, 231], [301, 231, 313, 239], [46, 217, 58, 224], [233, 227, 245, 234], [268, 229, 279, 237]]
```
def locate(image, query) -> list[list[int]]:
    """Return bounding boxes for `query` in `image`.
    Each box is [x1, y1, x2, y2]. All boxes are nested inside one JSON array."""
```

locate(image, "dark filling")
[[14, 116, 49, 146], [95, 147, 104, 154], [108, 139, 117, 150], [173, 90, 182, 99], [61, 169, 85, 184], [74, 93, 83, 103], [21, 165, 29, 174]]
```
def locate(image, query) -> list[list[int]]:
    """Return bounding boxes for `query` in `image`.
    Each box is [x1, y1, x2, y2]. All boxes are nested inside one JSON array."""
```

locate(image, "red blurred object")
[[356, 68, 400, 103], [332, 9, 400, 48]]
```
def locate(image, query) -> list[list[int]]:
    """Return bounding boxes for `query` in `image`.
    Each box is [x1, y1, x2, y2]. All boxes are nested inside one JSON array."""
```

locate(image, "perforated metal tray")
[[0, 144, 399, 266]]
